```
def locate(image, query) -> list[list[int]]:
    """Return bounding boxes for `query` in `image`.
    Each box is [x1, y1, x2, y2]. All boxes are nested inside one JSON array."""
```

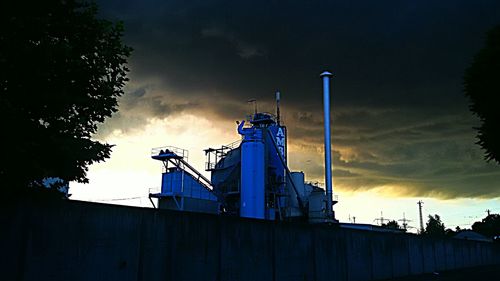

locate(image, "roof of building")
[[453, 230, 492, 242]]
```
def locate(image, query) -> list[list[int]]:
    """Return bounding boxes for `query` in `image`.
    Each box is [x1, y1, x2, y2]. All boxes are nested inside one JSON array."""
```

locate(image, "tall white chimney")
[[320, 71, 333, 219]]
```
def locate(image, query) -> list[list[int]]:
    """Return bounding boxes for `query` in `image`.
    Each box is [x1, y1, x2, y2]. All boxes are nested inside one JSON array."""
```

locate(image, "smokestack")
[[320, 71, 333, 218]]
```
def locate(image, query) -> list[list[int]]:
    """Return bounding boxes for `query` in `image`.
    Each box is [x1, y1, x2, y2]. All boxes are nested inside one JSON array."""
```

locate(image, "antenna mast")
[[276, 91, 281, 125]]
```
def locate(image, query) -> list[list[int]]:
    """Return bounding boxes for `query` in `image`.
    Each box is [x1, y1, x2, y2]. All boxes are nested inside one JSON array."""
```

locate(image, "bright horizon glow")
[[70, 113, 500, 232]]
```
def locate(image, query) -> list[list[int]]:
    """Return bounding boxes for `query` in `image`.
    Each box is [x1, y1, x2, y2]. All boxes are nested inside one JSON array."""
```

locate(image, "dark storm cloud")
[[288, 107, 500, 198], [96, 84, 200, 137], [98, 0, 500, 108], [96, 0, 500, 198]]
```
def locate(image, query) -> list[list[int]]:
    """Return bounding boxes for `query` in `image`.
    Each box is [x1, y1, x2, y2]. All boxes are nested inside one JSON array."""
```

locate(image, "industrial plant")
[[4, 72, 499, 281], [149, 72, 338, 223]]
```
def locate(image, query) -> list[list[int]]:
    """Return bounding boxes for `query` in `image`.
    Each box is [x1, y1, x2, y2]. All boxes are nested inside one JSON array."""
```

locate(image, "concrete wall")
[[1, 200, 499, 281]]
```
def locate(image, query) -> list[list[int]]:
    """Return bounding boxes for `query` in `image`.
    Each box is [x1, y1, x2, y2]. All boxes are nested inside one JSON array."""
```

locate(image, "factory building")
[[150, 73, 338, 223]]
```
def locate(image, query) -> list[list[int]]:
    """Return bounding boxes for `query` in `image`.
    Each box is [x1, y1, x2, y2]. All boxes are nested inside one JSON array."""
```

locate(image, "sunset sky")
[[71, 0, 500, 231]]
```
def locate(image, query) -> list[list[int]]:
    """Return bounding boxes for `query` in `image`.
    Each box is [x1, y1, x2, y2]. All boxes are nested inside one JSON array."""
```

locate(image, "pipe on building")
[[320, 71, 333, 218]]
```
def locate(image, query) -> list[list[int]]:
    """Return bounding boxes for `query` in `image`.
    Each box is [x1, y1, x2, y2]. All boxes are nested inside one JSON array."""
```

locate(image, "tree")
[[0, 1, 131, 196], [381, 220, 405, 231], [424, 214, 446, 237], [445, 228, 456, 237], [472, 214, 500, 239], [464, 25, 500, 163]]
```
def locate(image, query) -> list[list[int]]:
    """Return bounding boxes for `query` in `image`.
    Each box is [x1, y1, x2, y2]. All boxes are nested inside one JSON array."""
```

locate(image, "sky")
[[70, 0, 500, 231]]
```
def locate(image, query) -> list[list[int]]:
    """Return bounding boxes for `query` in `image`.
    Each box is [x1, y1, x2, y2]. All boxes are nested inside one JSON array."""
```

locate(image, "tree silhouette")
[[444, 228, 455, 237], [424, 214, 446, 237], [381, 220, 404, 231], [472, 214, 500, 239], [464, 25, 500, 164], [0, 1, 131, 196]]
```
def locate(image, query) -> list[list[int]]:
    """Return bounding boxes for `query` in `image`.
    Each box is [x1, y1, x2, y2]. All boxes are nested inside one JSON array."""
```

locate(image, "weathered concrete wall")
[[1, 200, 499, 281]]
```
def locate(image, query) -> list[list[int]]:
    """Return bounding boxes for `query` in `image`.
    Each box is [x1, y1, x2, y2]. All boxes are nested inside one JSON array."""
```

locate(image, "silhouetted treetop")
[[472, 214, 500, 239], [381, 220, 404, 231], [464, 25, 500, 164], [424, 214, 446, 237], [0, 1, 131, 195]]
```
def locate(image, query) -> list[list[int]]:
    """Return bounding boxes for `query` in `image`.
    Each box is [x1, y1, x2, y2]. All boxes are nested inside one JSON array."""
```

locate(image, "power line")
[[441, 208, 495, 217]]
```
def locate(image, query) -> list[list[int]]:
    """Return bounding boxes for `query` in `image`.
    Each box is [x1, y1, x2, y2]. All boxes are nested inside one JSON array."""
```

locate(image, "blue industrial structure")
[[239, 123, 266, 219], [149, 147, 219, 213], [149, 74, 338, 222]]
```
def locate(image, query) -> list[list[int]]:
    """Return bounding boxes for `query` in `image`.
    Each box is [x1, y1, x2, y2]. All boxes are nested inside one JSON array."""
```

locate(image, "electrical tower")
[[374, 211, 386, 226], [417, 200, 424, 234], [398, 212, 412, 231]]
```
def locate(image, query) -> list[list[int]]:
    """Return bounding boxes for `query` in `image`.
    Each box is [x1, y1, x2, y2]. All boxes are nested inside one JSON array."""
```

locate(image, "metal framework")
[[149, 146, 214, 209], [204, 139, 241, 171]]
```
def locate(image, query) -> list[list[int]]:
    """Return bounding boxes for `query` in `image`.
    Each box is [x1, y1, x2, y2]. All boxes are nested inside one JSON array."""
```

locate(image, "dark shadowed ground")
[[387, 264, 500, 281]]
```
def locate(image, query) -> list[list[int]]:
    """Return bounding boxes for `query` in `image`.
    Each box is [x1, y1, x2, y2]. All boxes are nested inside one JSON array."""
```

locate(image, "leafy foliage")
[[464, 25, 500, 163], [445, 228, 456, 237], [472, 214, 500, 239], [381, 220, 405, 231], [424, 214, 446, 237], [0, 1, 131, 195]]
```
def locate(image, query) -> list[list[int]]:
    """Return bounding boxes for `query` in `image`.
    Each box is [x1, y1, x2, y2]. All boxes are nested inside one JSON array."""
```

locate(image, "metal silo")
[[239, 122, 265, 219]]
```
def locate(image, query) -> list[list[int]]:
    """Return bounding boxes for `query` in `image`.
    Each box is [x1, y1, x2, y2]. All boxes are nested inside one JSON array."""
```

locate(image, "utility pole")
[[486, 209, 491, 216], [418, 200, 424, 234]]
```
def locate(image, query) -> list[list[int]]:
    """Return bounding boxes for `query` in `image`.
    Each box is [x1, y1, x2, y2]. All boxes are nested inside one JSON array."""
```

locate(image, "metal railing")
[[151, 146, 189, 161], [205, 162, 216, 170], [223, 139, 242, 150]]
